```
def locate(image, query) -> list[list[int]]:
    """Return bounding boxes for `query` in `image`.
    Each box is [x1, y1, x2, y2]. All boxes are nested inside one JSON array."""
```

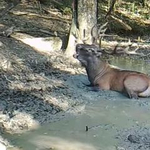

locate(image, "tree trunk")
[[65, 0, 98, 57], [77, 0, 98, 44]]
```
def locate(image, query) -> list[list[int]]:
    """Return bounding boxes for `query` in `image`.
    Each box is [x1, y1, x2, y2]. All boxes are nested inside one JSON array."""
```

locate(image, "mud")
[[3, 97, 150, 150]]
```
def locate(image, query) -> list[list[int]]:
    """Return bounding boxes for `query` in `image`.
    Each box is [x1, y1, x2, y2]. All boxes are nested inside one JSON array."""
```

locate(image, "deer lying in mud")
[[73, 44, 150, 99]]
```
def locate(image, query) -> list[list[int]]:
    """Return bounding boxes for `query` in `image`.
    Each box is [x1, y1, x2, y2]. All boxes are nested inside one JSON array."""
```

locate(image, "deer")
[[73, 23, 150, 99]]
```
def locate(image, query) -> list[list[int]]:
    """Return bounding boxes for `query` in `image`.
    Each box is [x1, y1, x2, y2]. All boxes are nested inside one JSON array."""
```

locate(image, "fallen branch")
[[11, 11, 71, 23], [0, 24, 59, 37], [115, 9, 150, 26], [110, 15, 132, 31]]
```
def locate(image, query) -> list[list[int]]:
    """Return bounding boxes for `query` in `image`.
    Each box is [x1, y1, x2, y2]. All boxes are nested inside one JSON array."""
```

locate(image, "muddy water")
[[111, 57, 150, 74], [4, 57, 150, 150], [5, 99, 150, 150]]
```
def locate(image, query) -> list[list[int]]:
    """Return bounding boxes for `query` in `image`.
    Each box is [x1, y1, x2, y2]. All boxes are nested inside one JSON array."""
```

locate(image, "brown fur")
[[74, 44, 150, 98]]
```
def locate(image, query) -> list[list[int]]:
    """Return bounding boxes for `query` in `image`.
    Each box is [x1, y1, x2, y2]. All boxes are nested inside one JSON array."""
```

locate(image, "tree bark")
[[65, 0, 98, 57], [77, 0, 97, 44]]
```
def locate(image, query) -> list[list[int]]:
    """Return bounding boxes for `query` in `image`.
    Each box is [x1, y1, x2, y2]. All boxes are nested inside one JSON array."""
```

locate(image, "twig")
[[4, 75, 12, 83]]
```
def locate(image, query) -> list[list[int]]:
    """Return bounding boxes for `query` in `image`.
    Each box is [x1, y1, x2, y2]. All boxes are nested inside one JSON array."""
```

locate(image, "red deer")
[[73, 44, 150, 98]]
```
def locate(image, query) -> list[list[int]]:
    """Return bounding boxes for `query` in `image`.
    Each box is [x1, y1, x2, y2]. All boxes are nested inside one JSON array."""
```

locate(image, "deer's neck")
[[86, 58, 109, 85]]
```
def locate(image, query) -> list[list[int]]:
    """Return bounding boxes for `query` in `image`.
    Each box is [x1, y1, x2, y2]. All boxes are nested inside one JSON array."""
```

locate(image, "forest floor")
[[0, 0, 150, 150]]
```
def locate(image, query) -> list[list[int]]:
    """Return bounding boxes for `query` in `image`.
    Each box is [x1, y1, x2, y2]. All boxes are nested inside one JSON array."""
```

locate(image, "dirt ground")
[[0, 1, 150, 150], [0, 1, 83, 148]]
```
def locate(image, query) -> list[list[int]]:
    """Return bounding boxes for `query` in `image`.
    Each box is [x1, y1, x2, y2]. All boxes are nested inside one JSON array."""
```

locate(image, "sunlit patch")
[[0, 111, 39, 134], [0, 142, 6, 150], [31, 135, 98, 150], [12, 33, 62, 54]]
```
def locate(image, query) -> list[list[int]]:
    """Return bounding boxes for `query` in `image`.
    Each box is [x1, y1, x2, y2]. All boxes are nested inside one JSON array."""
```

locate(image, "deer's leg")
[[125, 88, 139, 99]]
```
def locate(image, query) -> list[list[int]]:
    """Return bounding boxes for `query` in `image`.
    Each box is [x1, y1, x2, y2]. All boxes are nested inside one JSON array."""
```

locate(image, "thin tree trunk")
[[64, 0, 77, 57]]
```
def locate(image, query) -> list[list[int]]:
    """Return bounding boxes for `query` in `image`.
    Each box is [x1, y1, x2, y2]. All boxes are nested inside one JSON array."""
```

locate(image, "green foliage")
[[98, 0, 150, 35], [63, 7, 72, 15]]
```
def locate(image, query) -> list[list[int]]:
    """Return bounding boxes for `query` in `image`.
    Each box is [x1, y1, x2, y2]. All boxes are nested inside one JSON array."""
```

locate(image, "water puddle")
[[5, 98, 150, 150], [110, 57, 150, 74]]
